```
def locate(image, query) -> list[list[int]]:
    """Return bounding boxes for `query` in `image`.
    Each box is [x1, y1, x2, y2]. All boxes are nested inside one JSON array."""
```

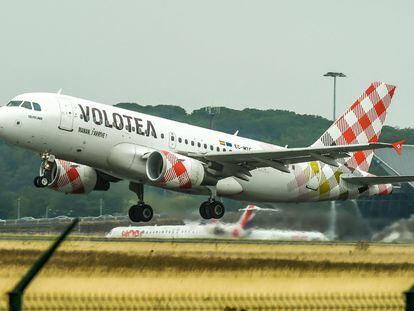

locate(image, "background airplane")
[[0, 82, 413, 222], [106, 204, 328, 241]]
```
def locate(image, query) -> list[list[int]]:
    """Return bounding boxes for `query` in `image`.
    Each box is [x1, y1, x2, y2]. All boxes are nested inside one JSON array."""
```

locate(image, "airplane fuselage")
[[0, 92, 390, 204], [107, 225, 328, 241]]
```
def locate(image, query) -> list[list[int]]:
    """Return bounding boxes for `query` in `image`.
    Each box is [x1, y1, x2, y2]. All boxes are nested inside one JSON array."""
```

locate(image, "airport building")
[[357, 146, 414, 230]]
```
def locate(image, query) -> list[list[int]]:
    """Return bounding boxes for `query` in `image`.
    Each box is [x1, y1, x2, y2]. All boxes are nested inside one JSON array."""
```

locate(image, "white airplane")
[[246, 228, 328, 241], [235, 206, 328, 241], [106, 204, 262, 239], [106, 204, 328, 240], [0, 82, 413, 222]]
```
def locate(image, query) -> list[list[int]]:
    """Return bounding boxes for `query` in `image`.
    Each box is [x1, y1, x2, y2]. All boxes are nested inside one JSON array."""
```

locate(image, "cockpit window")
[[7, 101, 22, 107], [21, 101, 32, 110], [32, 102, 41, 111]]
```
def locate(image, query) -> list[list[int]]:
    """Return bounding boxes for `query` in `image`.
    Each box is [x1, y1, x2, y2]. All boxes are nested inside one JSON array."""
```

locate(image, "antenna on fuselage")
[[57, 88, 63, 95]]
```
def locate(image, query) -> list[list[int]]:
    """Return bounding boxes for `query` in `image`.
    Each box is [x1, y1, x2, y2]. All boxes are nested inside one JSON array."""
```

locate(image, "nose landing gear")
[[33, 176, 49, 188], [128, 182, 154, 222], [33, 152, 56, 188]]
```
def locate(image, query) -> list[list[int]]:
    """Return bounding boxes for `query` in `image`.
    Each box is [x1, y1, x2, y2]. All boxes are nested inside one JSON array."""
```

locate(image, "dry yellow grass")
[[1, 238, 414, 297]]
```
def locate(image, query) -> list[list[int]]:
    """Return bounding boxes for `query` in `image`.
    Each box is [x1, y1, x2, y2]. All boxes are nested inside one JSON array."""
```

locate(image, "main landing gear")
[[199, 200, 225, 220], [128, 182, 154, 222], [199, 187, 225, 220], [33, 152, 55, 188]]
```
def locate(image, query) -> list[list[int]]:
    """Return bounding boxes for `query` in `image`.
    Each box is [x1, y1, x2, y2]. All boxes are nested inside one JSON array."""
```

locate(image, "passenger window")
[[32, 102, 41, 111], [210, 145, 213, 151], [171, 135, 175, 141], [223, 148, 226, 152], [21, 101, 32, 110], [197, 142, 201, 147], [185, 139, 188, 144], [178, 137, 182, 143], [7, 101, 22, 107], [161, 133, 164, 139], [204, 144, 207, 149], [191, 141, 195, 146], [216, 147, 220, 152]]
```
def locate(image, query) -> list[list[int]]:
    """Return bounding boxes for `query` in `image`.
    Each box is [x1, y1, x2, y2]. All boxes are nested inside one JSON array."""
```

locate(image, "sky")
[[0, 0, 413, 127]]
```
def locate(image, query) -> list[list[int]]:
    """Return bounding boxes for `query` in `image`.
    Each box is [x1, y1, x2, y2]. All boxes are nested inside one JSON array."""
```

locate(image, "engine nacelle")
[[107, 143, 154, 181], [146, 150, 205, 189], [41, 159, 109, 194]]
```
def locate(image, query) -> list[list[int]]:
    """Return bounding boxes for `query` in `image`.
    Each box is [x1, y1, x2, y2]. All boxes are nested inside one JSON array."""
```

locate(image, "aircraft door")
[[57, 97, 74, 132], [169, 132, 176, 149]]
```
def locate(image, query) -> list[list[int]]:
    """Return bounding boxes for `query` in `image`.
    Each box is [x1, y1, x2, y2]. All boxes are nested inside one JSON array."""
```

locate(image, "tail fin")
[[313, 82, 396, 172], [237, 205, 280, 229], [237, 205, 257, 229]]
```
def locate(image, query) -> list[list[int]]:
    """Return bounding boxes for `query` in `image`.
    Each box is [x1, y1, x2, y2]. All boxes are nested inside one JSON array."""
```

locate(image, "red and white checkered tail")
[[312, 82, 396, 172], [237, 205, 257, 229]]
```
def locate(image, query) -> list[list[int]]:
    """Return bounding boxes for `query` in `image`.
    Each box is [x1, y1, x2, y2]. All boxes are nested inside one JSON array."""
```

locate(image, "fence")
[[0, 292, 405, 310]]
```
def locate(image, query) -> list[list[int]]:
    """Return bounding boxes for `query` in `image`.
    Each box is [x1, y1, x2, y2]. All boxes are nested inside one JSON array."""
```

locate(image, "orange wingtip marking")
[[392, 140, 405, 155]]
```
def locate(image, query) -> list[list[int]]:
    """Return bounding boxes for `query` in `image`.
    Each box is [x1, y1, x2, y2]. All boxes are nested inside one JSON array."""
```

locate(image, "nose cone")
[[0, 106, 8, 133], [0, 106, 21, 143]]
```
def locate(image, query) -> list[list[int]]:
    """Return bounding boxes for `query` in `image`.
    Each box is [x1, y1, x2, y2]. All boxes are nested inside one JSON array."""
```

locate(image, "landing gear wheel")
[[128, 182, 155, 223], [199, 200, 225, 219], [210, 201, 225, 219], [34, 176, 48, 188], [40, 177, 49, 187], [128, 205, 141, 222], [33, 176, 41, 188], [199, 201, 211, 219], [140, 204, 154, 222], [128, 203, 154, 222]]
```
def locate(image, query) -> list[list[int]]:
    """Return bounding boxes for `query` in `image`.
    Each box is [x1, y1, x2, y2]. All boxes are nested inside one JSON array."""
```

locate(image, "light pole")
[[99, 198, 104, 217], [324, 72, 346, 240], [205, 106, 221, 130], [17, 197, 21, 220], [323, 72, 346, 121]]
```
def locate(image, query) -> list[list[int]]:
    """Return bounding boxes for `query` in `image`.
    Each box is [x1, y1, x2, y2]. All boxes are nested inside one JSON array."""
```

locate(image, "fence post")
[[8, 218, 79, 311], [406, 285, 414, 311]]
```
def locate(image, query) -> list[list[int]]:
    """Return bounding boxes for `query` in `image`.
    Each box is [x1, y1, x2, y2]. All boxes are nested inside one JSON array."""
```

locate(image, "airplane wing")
[[188, 141, 402, 179], [341, 175, 414, 185]]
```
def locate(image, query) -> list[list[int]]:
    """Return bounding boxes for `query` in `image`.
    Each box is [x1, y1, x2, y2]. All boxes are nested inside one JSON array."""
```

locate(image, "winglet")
[[392, 140, 405, 155]]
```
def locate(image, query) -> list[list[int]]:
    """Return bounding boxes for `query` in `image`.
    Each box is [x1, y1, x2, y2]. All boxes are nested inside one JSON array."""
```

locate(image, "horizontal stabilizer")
[[238, 206, 280, 212], [342, 175, 414, 185]]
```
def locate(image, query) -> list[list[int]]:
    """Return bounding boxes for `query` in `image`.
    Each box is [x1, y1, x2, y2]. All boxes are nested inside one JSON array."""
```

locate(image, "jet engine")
[[146, 150, 205, 189], [39, 159, 110, 194]]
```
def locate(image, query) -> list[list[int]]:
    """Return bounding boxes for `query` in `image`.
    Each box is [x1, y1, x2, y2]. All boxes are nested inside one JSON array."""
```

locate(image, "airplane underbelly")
[[232, 167, 297, 202], [230, 162, 355, 203], [227, 163, 332, 203]]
